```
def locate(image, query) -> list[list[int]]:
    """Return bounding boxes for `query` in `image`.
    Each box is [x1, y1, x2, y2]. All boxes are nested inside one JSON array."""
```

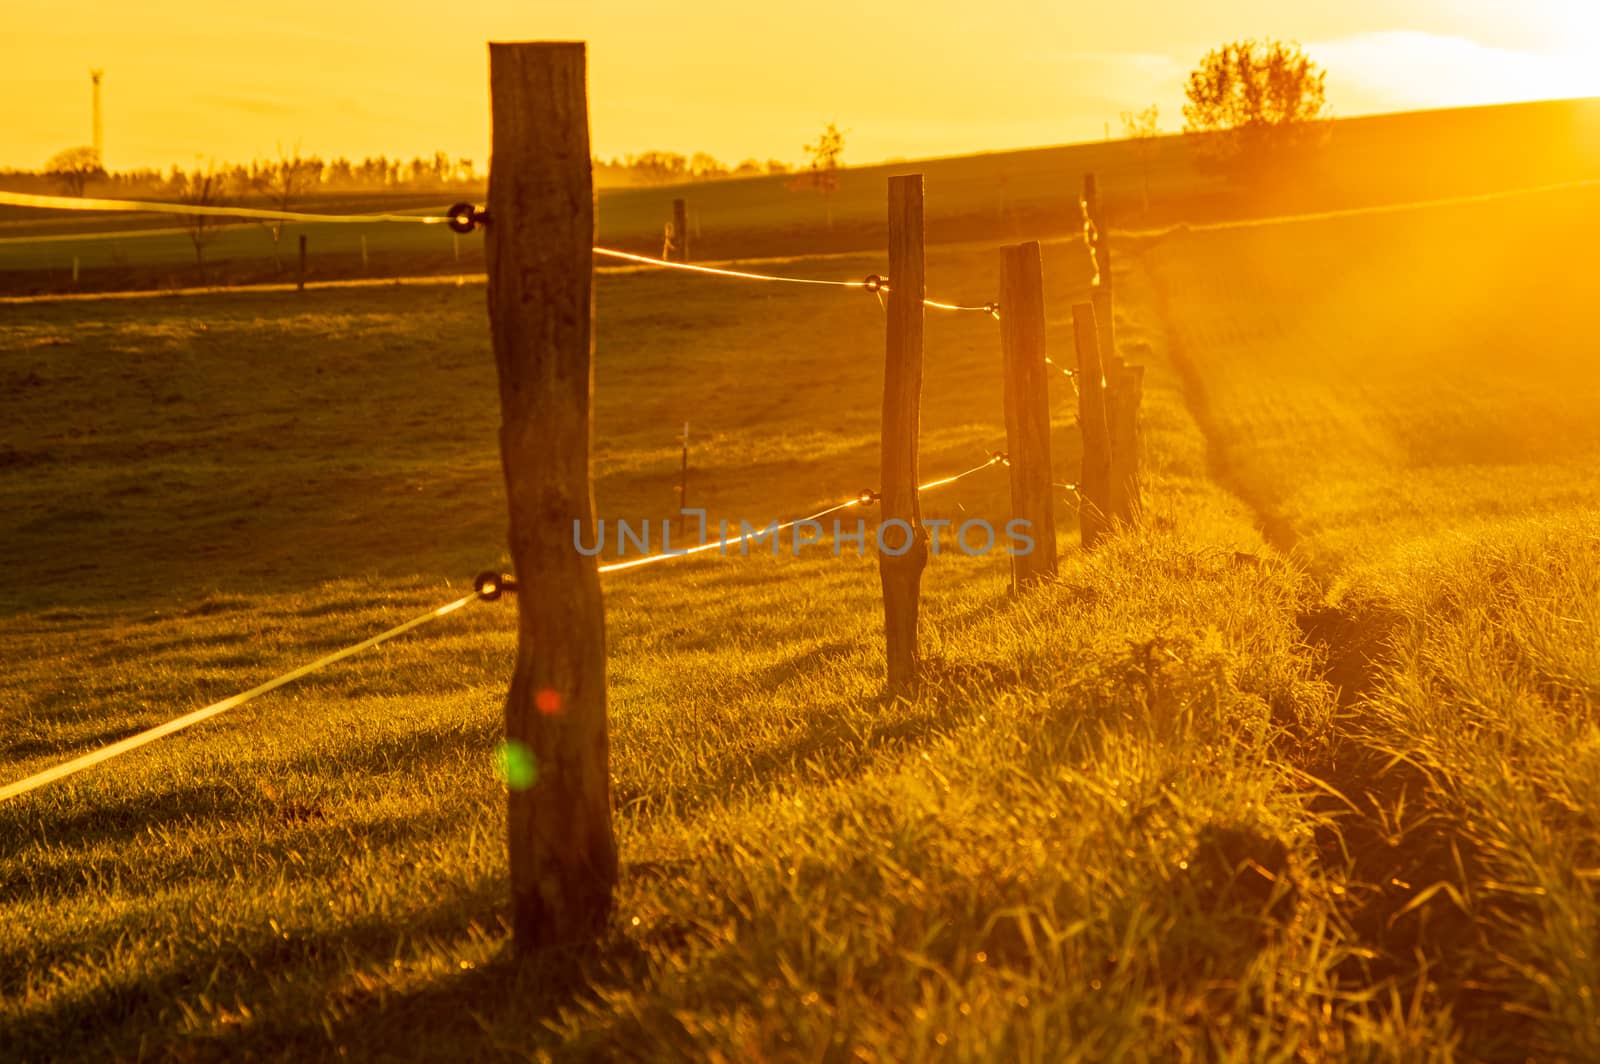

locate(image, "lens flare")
[[493, 741, 539, 791]]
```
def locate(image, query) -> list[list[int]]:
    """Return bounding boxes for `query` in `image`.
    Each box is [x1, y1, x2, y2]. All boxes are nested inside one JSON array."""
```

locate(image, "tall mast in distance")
[[90, 69, 104, 166]]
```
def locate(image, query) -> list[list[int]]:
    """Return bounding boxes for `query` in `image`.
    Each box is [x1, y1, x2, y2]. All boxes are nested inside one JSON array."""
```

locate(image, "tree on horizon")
[[1183, 40, 1329, 182]]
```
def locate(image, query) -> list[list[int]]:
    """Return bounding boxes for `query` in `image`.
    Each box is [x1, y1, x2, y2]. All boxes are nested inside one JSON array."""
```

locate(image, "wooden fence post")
[[297, 234, 307, 292], [999, 241, 1057, 589], [1107, 364, 1144, 525], [1088, 175, 1100, 288], [1087, 285, 1143, 527], [1081, 172, 1112, 295], [1091, 287, 1119, 375], [486, 40, 616, 952], [671, 197, 689, 262], [678, 421, 689, 510], [1094, 207, 1112, 296], [1072, 302, 1113, 548], [880, 174, 928, 694]]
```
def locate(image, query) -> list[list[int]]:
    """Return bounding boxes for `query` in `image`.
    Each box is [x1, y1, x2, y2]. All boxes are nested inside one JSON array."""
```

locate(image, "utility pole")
[[90, 70, 104, 167]]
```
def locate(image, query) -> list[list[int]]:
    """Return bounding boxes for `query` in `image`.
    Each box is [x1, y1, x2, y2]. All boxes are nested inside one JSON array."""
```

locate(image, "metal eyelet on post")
[[474, 570, 517, 601], [447, 203, 489, 234]]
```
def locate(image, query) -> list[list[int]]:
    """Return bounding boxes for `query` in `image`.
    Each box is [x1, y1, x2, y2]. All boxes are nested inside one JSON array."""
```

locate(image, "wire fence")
[[0, 452, 1008, 803], [0, 594, 476, 803], [0, 189, 456, 226], [0, 184, 1023, 803], [1, 189, 998, 312]]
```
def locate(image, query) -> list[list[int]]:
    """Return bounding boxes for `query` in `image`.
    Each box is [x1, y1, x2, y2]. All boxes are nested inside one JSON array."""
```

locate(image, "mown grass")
[[1144, 183, 1600, 1059]]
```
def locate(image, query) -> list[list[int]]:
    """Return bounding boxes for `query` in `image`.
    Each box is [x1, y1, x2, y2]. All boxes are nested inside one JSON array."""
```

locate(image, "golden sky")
[[5, 0, 1599, 172]]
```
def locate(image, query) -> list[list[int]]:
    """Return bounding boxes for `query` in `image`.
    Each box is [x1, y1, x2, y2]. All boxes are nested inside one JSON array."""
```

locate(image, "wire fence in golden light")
[[0, 454, 1008, 803], [2, 190, 999, 313], [0, 183, 1018, 802]]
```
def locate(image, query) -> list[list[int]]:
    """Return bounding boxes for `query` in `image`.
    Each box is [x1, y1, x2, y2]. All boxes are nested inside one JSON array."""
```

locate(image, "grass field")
[[3, 102, 1600, 1060], [5, 96, 1600, 296], [0, 214, 1367, 1059], [1144, 182, 1600, 1059]]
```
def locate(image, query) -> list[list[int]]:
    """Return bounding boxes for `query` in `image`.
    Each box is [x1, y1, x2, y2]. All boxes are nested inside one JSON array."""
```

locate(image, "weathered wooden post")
[[485, 41, 616, 951], [1107, 364, 1145, 525], [671, 197, 689, 262], [1081, 172, 1100, 282], [1081, 172, 1112, 294], [880, 174, 928, 694], [999, 241, 1057, 589], [1087, 281, 1143, 526], [1072, 302, 1113, 548], [1094, 207, 1112, 296], [297, 234, 307, 292], [678, 421, 689, 510], [1092, 287, 1119, 374]]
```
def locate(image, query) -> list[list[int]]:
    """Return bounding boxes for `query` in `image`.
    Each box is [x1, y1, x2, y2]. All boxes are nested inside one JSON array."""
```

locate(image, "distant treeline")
[[0, 149, 800, 198], [1, 153, 478, 197], [595, 152, 794, 187]]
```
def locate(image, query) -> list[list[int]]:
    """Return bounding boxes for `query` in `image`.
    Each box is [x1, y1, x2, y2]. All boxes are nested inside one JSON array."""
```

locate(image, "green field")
[[1142, 182, 1600, 1059], [3, 100, 1600, 1061], [5, 96, 1600, 296]]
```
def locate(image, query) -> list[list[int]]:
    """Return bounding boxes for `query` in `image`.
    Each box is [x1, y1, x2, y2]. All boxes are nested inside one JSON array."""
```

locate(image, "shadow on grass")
[[0, 723, 498, 910], [3, 870, 680, 1062], [1, 874, 513, 1063], [616, 641, 1025, 820]]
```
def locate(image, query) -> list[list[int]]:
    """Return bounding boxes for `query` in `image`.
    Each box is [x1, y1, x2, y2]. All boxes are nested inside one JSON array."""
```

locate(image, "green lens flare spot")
[[493, 741, 539, 791]]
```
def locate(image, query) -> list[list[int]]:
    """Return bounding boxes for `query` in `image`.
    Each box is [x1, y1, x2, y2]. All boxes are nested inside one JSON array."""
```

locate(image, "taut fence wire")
[[0, 189, 457, 226], [0, 594, 478, 803], [1, 190, 998, 313], [0, 454, 1008, 804]]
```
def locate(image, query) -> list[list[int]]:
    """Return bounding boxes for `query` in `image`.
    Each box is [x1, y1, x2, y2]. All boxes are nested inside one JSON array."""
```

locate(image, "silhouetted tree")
[[45, 147, 105, 197], [177, 166, 225, 275], [630, 151, 690, 184], [355, 156, 389, 187], [1183, 40, 1328, 181], [803, 123, 845, 230], [255, 148, 319, 269], [689, 153, 727, 180]]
